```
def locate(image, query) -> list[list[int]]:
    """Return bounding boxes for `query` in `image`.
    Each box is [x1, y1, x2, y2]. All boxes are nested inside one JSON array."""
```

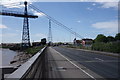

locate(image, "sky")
[[0, 0, 119, 43]]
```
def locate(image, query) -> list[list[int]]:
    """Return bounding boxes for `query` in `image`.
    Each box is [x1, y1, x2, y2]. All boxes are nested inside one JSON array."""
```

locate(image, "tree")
[[95, 34, 107, 43], [115, 33, 120, 41], [107, 36, 115, 42]]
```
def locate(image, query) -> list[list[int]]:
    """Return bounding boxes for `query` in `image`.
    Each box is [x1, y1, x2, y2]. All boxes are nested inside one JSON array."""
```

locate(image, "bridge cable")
[[29, 4, 84, 39]]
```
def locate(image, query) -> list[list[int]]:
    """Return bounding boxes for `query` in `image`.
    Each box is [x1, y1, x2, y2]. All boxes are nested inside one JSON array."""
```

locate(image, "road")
[[47, 47, 101, 79], [52, 46, 119, 79]]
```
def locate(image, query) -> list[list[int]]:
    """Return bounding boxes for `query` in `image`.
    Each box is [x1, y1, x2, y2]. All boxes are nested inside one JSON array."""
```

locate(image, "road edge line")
[[51, 47, 96, 80]]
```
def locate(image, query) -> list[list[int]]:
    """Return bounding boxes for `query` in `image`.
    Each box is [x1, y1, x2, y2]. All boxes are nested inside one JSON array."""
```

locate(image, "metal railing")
[[5, 46, 47, 80]]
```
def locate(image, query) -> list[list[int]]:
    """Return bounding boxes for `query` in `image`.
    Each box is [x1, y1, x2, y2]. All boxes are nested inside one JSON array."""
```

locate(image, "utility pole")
[[48, 19, 52, 45], [22, 1, 31, 49]]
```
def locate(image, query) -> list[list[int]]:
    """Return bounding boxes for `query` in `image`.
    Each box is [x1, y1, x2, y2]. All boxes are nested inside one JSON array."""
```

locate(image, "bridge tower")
[[48, 19, 52, 45], [22, 1, 31, 48]]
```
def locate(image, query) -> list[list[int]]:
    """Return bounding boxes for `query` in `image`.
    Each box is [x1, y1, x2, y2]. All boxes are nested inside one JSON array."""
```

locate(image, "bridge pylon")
[[22, 1, 31, 49], [48, 19, 52, 46]]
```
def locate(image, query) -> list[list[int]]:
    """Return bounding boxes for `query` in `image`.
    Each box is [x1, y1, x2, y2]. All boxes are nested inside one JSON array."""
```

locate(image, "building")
[[82, 39, 93, 47]]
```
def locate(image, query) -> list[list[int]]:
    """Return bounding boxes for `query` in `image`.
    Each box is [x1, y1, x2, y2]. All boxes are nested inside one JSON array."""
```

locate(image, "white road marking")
[[95, 58, 104, 61], [52, 48, 96, 80]]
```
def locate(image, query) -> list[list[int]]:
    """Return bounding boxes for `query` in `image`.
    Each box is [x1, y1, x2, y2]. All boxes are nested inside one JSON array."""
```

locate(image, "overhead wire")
[[0, 1, 84, 39], [29, 4, 84, 39]]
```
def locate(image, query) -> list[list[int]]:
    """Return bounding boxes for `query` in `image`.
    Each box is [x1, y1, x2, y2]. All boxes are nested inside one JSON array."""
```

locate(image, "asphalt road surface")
[[52, 46, 119, 79]]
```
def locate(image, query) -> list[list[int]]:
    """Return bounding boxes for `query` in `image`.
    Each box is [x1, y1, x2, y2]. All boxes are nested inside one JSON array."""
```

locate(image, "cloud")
[[77, 20, 81, 23], [0, 0, 44, 17], [29, 9, 45, 17], [0, 33, 18, 37], [0, 1, 24, 8], [1, 3, 24, 8], [34, 33, 47, 38], [99, 2, 118, 9], [15, 30, 21, 32], [81, 0, 119, 9], [1, 0, 119, 3], [0, 24, 8, 29], [0, 0, 33, 8], [92, 3, 96, 6], [92, 20, 118, 34], [87, 7, 93, 11], [0, 33, 20, 43], [34, 12, 45, 17], [91, 0, 118, 9], [82, 0, 119, 2], [37, 0, 119, 2], [89, 1, 118, 9], [32, 33, 47, 42]]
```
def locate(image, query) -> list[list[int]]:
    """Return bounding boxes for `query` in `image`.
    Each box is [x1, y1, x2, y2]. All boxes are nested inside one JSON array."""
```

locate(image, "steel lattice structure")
[[22, 1, 31, 48], [0, 1, 38, 49], [48, 19, 52, 43]]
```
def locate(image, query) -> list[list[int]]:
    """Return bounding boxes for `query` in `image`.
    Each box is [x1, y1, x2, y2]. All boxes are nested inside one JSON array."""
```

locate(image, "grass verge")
[[24, 46, 45, 55]]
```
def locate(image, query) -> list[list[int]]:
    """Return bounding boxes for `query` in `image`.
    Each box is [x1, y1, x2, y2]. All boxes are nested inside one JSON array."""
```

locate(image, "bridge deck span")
[[45, 47, 103, 79], [6, 46, 112, 79]]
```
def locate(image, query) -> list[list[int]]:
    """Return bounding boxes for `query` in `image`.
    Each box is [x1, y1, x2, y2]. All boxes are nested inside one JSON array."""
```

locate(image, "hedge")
[[91, 42, 120, 53]]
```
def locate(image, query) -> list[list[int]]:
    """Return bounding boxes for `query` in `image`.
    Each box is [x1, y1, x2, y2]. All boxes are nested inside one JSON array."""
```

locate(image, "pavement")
[[52, 47, 119, 79], [46, 47, 105, 79]]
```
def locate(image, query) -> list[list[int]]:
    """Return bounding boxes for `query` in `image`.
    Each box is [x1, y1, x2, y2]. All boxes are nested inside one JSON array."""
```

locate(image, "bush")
[[9, 46, 20, 50], [92, 42, 120, 53], [24, 46, 44, 55]]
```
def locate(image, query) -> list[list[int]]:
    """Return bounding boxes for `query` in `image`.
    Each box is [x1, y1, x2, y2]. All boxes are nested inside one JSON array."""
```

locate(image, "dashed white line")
[[95, 58, 104, 61], [52, 48, 96, 80]]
